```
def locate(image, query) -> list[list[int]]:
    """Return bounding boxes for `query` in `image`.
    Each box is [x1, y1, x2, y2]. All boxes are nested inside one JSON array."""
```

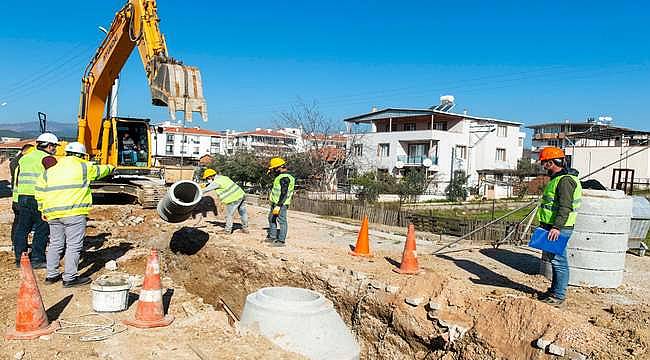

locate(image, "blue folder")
[[528, 227, 570, 255]]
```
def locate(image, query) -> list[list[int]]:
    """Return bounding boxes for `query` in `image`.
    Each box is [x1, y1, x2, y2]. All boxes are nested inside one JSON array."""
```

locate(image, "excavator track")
[[91, 177, 167, 209]]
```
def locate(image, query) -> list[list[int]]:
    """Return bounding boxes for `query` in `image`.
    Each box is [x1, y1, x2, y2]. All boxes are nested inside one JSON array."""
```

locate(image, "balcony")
[[397, 155, 438, 166]]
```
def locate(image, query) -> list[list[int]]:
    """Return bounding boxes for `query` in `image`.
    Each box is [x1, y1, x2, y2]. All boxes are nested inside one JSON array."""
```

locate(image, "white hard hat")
[[64, 142, 87, 155], [36, 132, 59, 145]]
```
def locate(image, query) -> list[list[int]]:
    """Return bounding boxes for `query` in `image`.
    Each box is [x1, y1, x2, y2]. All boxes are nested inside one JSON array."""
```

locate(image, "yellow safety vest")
[[212, 175, 245, 204], [14, 149, 48, 197], [537, 174, 582, 227], [269, 173, 295, 205], [35, 156, 113, 220]]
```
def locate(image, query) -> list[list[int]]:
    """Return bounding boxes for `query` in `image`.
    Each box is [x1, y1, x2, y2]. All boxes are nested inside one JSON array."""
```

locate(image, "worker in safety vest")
[[11, 133, 59, 269], [35, 142, 114, 287], [265, 157, 295, 247], [202, 168, 249, 234], [536, 146, 582, 307], [10, 143, 34, 240]]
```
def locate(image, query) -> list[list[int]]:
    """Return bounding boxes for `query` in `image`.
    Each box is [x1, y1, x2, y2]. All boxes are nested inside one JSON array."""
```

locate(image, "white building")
[[151, 122, 226, 165], [232, 128, 300, 154], [529, 122, 650, 189], [344, 104, 525, 195]]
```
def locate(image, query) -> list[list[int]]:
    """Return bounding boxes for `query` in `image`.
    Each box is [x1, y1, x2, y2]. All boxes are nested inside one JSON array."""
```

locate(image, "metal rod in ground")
[[518, 204, 539, 244], [493, 205, 537, 248], [432, 198, 538, 254]]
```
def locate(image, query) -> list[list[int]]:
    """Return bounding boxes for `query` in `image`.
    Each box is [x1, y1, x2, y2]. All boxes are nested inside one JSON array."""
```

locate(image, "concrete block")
[[427, 301, 441, 311], [565, 248, 626, 271], [535, 338, 552, 349], [566, 349, 587, 360], [405, 297, 424, 307], [548, 342, 565, 356], [104, 260, 118, 271], [385, 285, 399, 294]]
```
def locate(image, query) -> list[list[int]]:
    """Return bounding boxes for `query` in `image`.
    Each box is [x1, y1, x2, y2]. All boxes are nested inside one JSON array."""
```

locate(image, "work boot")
[[537, 289, 552, 300], [240, 228, 250, 234], [63, 276, 92, 288], [263, 237, 276, 243], [44, 274, 62, 285], [540, 296, 565, 308], [270, 241, 286, 247]]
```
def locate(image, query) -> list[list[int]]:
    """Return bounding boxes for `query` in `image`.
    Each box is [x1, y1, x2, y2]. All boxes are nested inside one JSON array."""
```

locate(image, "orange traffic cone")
[[123, 249, 174, 328], [350, 215, 372, 257], [393, 224, 422, 275], [4, 253, 59, 340]]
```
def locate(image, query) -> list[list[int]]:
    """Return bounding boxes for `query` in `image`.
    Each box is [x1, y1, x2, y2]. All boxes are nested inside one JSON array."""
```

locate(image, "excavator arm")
[[77, 0, 208, 163]]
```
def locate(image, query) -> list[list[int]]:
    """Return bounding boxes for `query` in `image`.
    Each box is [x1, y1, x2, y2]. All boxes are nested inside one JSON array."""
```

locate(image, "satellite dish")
[[422, 158, 433, 167], [395, 161, 404, 169]]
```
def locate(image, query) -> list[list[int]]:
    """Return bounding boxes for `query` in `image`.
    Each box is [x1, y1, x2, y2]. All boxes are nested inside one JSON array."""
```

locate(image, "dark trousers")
[[12, 195, 49, 264], [11, 201, 19, 240]]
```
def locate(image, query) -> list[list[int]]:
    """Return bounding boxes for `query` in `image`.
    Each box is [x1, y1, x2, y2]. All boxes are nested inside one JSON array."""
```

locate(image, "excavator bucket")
[[150, 62, 208, 122]]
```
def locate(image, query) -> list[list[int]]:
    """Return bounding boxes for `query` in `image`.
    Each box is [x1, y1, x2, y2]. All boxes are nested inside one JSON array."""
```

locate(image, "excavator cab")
[[115, 119, 150, 168]]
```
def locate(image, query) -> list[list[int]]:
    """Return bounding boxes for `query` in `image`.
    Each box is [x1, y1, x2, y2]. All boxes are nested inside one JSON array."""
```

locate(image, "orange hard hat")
[[539, 147, 565, 161]]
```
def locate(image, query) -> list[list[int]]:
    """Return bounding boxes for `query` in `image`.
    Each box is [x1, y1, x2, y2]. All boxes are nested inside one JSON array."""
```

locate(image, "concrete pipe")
[[157, 180, 202, 223], [240, 287, 360, 360]]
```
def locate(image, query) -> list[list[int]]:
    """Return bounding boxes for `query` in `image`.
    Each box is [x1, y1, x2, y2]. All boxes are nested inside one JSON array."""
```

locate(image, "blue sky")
[[0, 0, 648, 136]]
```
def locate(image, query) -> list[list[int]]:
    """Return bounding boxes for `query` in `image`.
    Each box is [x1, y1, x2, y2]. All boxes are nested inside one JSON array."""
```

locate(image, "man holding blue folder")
[[535, 147, 582, 307]]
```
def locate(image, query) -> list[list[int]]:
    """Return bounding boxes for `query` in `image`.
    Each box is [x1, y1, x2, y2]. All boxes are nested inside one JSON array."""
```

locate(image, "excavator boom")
[[78, 0, 208, 160]]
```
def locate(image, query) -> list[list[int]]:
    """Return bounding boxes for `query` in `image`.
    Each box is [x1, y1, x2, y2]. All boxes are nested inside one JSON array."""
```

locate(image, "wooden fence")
[[290, 196, 535, 244]]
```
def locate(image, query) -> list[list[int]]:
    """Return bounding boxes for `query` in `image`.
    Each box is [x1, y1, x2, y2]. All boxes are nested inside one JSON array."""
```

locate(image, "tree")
[[208, 151, 270, 194], [397, 169, 433, 204], [350, 172, 382, 203], [277, 100, 361, 192], [446, 170, 469, 202], [516, 157, 543, 177]]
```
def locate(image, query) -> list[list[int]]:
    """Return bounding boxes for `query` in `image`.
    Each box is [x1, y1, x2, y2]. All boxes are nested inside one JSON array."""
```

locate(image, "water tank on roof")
[[540, 189, 632, 288]]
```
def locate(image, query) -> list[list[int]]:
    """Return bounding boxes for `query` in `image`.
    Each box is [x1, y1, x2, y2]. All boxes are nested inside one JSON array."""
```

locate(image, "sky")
[[0, 0, 648, 138]]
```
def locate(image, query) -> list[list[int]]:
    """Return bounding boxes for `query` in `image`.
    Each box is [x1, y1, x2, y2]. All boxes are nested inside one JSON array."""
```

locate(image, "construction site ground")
[[0, 191, 649, 359]]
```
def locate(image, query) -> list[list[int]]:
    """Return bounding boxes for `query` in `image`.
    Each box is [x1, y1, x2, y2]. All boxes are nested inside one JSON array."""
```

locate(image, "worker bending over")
[[35, 142, 114, 287], [202, 168, 249, 235], [536, 147, 582, 307], [12, 133, 59, 269], [266, 157, 295, 247]]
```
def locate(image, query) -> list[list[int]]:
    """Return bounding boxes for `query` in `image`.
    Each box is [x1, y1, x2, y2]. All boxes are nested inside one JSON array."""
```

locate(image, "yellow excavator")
[[76, 0, 208, 207]]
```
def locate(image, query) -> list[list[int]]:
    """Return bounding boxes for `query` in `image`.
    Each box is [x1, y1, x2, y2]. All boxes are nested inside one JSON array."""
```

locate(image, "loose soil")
[[0, 177, 648, 359]]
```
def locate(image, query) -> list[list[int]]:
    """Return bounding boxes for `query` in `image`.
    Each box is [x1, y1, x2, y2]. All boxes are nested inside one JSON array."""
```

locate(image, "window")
[[433, 122, 447, 131], [182, 135, 188, 143], [166, 134, 174, 142], [193, 147, 200, 155], [403, 123, 416, 131], [165, 145, 173, 154], [353, 144, 363, 156], [455, 145, 467, 159], [496, 148, 506, 161], [494, 173, 504, 181], [497, 125, 507, 137], [378, 143, 390, 157]]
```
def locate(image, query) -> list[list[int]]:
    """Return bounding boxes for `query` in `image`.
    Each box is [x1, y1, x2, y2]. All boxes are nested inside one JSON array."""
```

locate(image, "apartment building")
[[528, 120, 650, 188], [344, 101, 525, 194], [232, 128, 299, 154], [151, 122, 226, 164]]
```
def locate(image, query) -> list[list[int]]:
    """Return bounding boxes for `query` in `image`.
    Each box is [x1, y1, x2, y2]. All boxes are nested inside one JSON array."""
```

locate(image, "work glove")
[[272, 206, 281, 215]]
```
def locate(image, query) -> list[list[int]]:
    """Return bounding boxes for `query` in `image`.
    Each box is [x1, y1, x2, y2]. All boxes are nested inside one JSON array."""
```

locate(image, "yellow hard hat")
[[202, 168, 217, 179], [268, 157, 286, 170]]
